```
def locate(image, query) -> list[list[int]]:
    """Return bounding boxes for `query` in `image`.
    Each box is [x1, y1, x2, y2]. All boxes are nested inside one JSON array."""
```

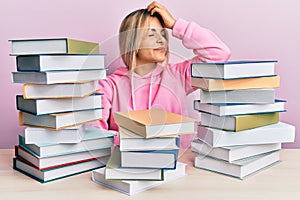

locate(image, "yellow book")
[[201, 112, 280, 132], [10, 38, 99, 55], [191, 76, 280, 91], [114, 109, 196, 138]]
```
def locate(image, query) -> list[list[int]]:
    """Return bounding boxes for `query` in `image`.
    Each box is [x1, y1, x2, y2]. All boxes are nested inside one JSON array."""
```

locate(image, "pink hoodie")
[[92, 18, 230, 137]]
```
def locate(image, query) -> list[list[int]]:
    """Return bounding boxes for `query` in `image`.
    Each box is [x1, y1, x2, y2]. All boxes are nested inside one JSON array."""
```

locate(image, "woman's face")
[[136, 17, 167, 66]]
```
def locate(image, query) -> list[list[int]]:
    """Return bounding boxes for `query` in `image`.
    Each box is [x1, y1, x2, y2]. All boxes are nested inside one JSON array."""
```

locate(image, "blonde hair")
[[119, 9, 169, 70]]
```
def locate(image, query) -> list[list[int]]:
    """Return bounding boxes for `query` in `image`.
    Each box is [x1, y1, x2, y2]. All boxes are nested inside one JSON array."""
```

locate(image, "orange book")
[[114, 109, 196, 138], [191, 76, 280, 91]]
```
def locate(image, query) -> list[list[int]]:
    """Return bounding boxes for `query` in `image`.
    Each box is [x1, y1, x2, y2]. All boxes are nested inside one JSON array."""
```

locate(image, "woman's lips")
[[154, 47, 166, 51]]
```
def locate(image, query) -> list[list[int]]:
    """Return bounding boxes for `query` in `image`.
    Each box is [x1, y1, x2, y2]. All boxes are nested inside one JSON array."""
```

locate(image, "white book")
[[16, 54, 105, 71], [194, 99, 286, 116], [19, 109, 103, 130], [194, 150, 280, 179], [121, 149, 178, 169], [13, 156, 108, 183], [105, 147, 163, 180], [23, 81, 99, 99], [17, 94, 102, 115], [24, 125, 85, 144], [197, 122, 295, 147], [92, 162, 186, 196], [10, 38, 99, 55], [12, 69, 106, 84], [191, 139, 281, 163], [119, 126, 179, 151], [16, 145, 111, 170], [191, 60, 276, 79], [19, 126, 114, 157], [200, 89, 275, 104]]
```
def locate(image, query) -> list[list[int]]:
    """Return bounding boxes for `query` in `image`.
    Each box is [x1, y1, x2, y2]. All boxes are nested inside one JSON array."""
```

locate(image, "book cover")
[[114, 109, 196, 138], [10, 38, 99, 55]]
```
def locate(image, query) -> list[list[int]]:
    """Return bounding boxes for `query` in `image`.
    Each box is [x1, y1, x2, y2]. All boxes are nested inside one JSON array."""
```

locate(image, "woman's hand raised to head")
[[147, 1, 176, 29]]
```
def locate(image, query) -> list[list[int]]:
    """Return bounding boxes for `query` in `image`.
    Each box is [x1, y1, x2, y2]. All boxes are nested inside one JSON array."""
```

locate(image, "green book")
[[201, 112, 280, 131], [10, 38, 99, 55], [105, 147, 164, 181]]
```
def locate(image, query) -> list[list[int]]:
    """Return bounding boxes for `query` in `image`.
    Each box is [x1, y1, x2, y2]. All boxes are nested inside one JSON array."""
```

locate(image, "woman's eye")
[[148, 34, 154, 37]]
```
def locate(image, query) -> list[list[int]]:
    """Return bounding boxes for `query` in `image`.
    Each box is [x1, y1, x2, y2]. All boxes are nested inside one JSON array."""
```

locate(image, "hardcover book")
[[24, 125, 85, 144], [105, 147, 164, 181], [200, 112, 279, 131], [119, 126, 179, 151], [17, 94, 102, 115], [194, 150, 280, 179], [19, 109, 103, 130], [191, 75, 280, 91], [16, 54, 105, 72], [194, 99, 286, 116], [19, 126, 114, 157], [15, 145, 111, 170], [92, 162, 186, 195], [13, 156, 108, 183], [191, 139, 281, 163], [114, 109, 196, 138], [10, 38, 99, 55], [191, 60, 277, 79], [197, 122, 295, 147], [12, 69, 106, 84], [200, 89, 275, 104]]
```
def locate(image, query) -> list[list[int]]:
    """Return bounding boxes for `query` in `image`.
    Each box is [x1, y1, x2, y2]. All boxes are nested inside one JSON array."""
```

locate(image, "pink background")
[[0, 0, 299, 148]]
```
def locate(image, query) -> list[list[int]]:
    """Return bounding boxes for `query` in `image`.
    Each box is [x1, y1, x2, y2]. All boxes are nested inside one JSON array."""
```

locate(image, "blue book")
[[120, 149, 179, 169], [191, 60, 277, 79], [19, 126, 115, 157]]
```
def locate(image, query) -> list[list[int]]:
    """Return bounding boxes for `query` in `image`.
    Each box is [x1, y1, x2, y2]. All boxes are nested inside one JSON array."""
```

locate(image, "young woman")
[[94, 1, 230, 144]]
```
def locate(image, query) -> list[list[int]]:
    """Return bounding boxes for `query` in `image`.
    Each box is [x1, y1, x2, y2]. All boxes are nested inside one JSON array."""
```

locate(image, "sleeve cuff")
[[172, 18, 190, 40]]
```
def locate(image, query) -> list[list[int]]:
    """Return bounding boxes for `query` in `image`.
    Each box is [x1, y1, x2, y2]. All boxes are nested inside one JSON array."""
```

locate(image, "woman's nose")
[[156, 33, 165, 44]]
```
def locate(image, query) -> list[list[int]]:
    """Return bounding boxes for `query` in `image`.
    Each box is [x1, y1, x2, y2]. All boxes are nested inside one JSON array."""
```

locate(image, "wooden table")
[[1, 149, 299, 200]]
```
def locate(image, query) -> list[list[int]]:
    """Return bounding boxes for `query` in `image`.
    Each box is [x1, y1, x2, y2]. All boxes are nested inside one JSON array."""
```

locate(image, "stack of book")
[[190, 60, 296, 179], [92, 109, 196, 195], [10, 38, 114, 183]]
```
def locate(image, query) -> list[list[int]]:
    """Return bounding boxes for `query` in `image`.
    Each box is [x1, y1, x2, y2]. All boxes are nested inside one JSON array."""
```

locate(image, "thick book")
[[92, 162, 186, 196], [200, 89, 275, 104], [16, 54, 105, 72], [191, 139, 281, 163], [19, 108, 103, 130], [24, 125, 85, 144], [105, 147, 163, 181], [23, 81, 99, 99], [119, 126, 179, 151], [19, 126, 114, 157], [121, 149, 178, 169], [17, 94, 102, 115], [15, 145, 111, 170], [191, 60, 277, 79], [114, 109, 196, 138], [12, 69, 106, 84], [197, 122, 295, 147], [191, 75, 280, 91], [194, 150, 280, 179], [10, 38, 99, 55], [200, 112, 279, 131], [13, 156, 108, 183], [194, 99, 286, 116]]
